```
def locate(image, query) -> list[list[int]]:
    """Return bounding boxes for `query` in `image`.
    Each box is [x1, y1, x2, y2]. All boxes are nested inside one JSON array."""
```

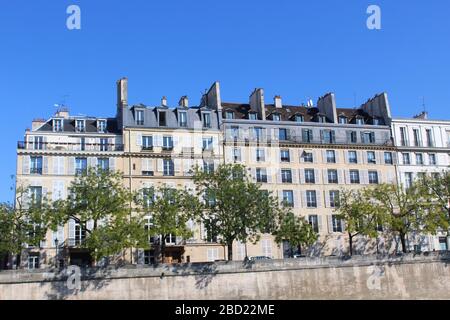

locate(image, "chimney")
[[249, 88, 266, 120], [116, 77, 128, 108], [317, 93, 337, 123], [274, 95, 282, 108], [200, 82, 222, 111], [32, 118, 46, 131], [413, 111, 428, 120], [161, 96, 168, 106], [55, 108, 69, 119], [178, 96, 189, 108]]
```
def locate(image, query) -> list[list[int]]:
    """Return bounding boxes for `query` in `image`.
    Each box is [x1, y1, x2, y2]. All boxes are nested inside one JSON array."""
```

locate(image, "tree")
[[369, 182, 448, 253], [138, 185, 202, 263], [193, 164, 280, 261], [335, 189, 381, 256], [57, 168, 147, 263], [273, 208, 317, 256], [421, 171, 450, 220], [0, 186, 53, 269]]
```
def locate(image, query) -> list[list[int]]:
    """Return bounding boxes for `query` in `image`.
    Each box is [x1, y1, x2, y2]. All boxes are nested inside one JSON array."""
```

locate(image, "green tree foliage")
[[421, 171, 450, 220], [335, 189, 381, 255], [193, 164, 284, 261], [138, 185, 203, 263], [369, 182, 448, 253], [57, 168, 147, 262]]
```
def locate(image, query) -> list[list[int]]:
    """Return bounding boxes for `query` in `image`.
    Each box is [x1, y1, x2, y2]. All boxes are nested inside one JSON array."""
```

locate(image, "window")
[[404, 172, 413, 188], [30, 156, 43, 174], [203, 161, 214, 174], [97, 158, 109, 171], [329, 190, 340, 208], [142, 136, 153, 150], [279, 128, 288, 141], [202, 137, 213, 151], [328, 169, 338, 184], [362, 132, 375, 144], [256, 148, 265, 162], [75, 119, 85, 132], [136, 110, 144, 125], [256, 168, 267, 183], [416, 153, 424, 165], [207, 248, 219, 262], [178, 111, 187, 127], [373, 118, 381, 125], [33, 136, 44, 150], [308, 215, 319, 233], [282, 190, 294, 207], [74, 222, 86, 245], [142, 188, 155, 208], [350, 170, 360, 184], [272, 113, 281, 121], [163, 136, 173, 150], [305, 169, 315, 184], [29, 186, 43, 205], [233, 148, 241, 162], [202, 112, 211, 128], [417, 172, 426, 181], [400, 127, 408, 146], [348, 151, 358, 164], [230, 126, 239, 140], [99, 138, 108, 151], [384, 152, 393, 165], [280, 149, 290, 162], [75, 157, 87, 175], [53, 119, 63, 132], [302, 129, 313, 143], [321, 130, 336, 144], [339, 116, 348, 124], [429, 154, 437, 165], [367, 151, 376, 164], [318, 115, 327, 123], [97, 119, 107, 133], [165, 234, 176, 245], [281, 169, 292, 183], [326, 150, 336, 163], [303, 152, 313, 163], [306, 191, 317, 208], [347, 131, 357, 143], [295, 114, 304, 123], [413, 129, 421, 147], [144, 250, 155, 265], [225, 111, 234, 120], [426, 129, 434, 147], [402, 153, 410, 165], [28, 254, 39, 269], [253, 127, 263, 141], [80, 137, 86, 151], [368, 171, 379, 184], [248, 112, 257, 120], [158, 111, 166, 127], [332, 215, 343, 232], [163, 159, 174, 176], [356, 117, 364, 125]]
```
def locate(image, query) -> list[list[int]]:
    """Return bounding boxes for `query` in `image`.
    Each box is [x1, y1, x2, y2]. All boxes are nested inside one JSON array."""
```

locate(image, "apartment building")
[[213, 85, 398, 257], [391, 112, 450, 252], [16, 109, 124, 268]]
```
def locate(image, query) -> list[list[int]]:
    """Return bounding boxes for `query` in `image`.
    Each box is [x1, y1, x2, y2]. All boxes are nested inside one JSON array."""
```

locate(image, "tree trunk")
[[160, 237, 166, 263], [227, 242, 233, 261], [400, 233, 407, 253], [349, 233, 353, 256]]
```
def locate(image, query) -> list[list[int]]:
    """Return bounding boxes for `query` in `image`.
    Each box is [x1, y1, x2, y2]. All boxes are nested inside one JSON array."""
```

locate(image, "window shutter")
[[225, 147, 233, 162], [59, 157, 65, 175], [323, 169, 328, 184], [212, 136, 218, 151], [141, 159, 147, 172], [87, 220, 94, 232], [52, 157, 58, 175], [360, 151, 367, 164], [313, 150, 318, 164], [344, 151, 349, 164], [136, 133, 142, 146], [299, 150, 304, 163], [301, 191, 307, 208], [324, 191, 330, 208], [316, 190, 322, 208], [315, 169, 321, 184], [157, 159, 164, 172], [23, 156, 30, 174], [174, 159, 181, 172], [278, 190, 284, 205], [327, 215, 333, 233], [322, 150, 327, 163], [53, 225, 65, 244], [375, 151, 382, 164], [300, 169, 305, 184], [317, 215, 323, 233], [110, 158, 116, 171], [240, 147, 246, 162], [378, 170, 383, 184], [292, 169, 298, 184], [43, 157, 49, 174], [276, 169, 281, 184], [68, 157, 75, 175], [250, 168, 256, 181], [345, 170, 350, 184], [88, 157, 96, 168], [335, 150, 340, 163], [137, 249, 145, 264], [69, 219, 75, 240], [338, 170, 344, 184], [361, 170, 369, 185], [266, 168, 272, 183], [293, 190, 299, 208]]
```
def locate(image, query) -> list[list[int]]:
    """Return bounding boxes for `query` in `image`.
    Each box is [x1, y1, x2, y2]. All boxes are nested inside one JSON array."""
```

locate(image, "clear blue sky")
[[0, 1, 449, 202]]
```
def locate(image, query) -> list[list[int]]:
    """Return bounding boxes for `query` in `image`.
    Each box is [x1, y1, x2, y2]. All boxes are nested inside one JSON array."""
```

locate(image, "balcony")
[[17, 141, 124, 152], [162, 146, 174, 152], [141, 146, 154, 152], [30, 167, 43, 175]]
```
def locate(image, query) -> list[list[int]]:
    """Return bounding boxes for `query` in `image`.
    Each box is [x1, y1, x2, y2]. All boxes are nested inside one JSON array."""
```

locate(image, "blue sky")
[[0, 1, 449, 202]]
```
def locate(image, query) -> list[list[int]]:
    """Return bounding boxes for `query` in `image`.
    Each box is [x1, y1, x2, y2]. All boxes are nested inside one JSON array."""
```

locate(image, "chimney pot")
[[161, 96, 168, 106], [274, 95, 282, 108], [179, 96, 189, 108]]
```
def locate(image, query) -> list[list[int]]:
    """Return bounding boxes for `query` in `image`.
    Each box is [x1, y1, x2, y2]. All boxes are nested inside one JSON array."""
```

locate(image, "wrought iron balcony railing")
[[17, 141, 124, 152]]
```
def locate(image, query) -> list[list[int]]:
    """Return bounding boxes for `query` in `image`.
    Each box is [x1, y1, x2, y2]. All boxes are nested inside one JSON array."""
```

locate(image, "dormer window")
[[294, 114, 304, 123], [225, 111, 234, 120], [318, 115, 326, 123], [272, 113, 281, 121], [373, 118, 380, 125], [75, 119, 85, 132], [248, 112, 257, 120], [356, 117, 364, 125], [178, 111, 187, 127], [202, 112, 211, 128], [97, 119, 107, 133], [53, 119, 63, 132], [338, 116, 348, 124], [158, 111, 166, 127], [136, 110, 144, 125]]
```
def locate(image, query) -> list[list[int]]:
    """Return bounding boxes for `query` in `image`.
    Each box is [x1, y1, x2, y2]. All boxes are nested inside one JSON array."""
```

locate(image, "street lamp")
[[54, 239, 59, 269]]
